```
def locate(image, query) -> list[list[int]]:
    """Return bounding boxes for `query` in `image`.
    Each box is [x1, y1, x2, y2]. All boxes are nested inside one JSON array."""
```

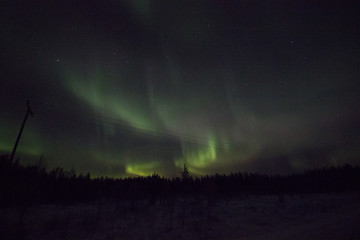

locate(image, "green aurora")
[[1, 0, 360, 177]]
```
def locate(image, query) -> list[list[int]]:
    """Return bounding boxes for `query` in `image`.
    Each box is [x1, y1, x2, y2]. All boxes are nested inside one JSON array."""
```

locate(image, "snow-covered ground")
[[1, 192, 359, 240]]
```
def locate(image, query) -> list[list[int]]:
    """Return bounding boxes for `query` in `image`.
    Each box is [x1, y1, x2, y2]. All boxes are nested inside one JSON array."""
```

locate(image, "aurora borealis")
[[1, 0, 360, 177]]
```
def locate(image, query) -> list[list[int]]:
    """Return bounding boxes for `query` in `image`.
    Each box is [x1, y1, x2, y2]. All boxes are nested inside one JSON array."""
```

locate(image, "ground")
[[1, 192, 359, 240]]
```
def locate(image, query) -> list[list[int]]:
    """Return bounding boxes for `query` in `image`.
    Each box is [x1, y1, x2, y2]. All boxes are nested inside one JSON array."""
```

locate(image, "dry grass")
[[1, 192, 359, 240]]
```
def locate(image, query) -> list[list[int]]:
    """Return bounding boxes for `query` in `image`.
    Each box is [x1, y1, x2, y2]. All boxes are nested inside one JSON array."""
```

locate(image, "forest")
[[1, 154, 359, 208]]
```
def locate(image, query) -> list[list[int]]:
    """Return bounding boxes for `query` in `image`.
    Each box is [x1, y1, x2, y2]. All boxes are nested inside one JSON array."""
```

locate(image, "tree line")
[[0, 155, 359, 207]]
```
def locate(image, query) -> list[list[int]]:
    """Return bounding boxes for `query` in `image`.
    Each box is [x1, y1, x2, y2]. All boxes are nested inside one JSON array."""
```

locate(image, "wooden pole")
[[10, 100, 34, 162]]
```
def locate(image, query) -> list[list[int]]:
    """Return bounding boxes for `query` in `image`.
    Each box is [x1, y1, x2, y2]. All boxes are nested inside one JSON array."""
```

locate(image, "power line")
[[2, 100, 259, 152]]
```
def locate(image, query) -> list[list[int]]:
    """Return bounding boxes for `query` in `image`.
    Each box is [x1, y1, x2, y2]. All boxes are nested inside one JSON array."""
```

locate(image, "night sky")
[[1, 0, 360, 178]]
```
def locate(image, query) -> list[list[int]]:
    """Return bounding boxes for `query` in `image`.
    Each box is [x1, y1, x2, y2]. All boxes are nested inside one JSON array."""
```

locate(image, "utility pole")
[[10, 100, 34, 162]]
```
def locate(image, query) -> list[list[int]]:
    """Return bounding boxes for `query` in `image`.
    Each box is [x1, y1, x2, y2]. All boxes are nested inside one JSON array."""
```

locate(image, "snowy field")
[[1, 192, 359, 240]]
